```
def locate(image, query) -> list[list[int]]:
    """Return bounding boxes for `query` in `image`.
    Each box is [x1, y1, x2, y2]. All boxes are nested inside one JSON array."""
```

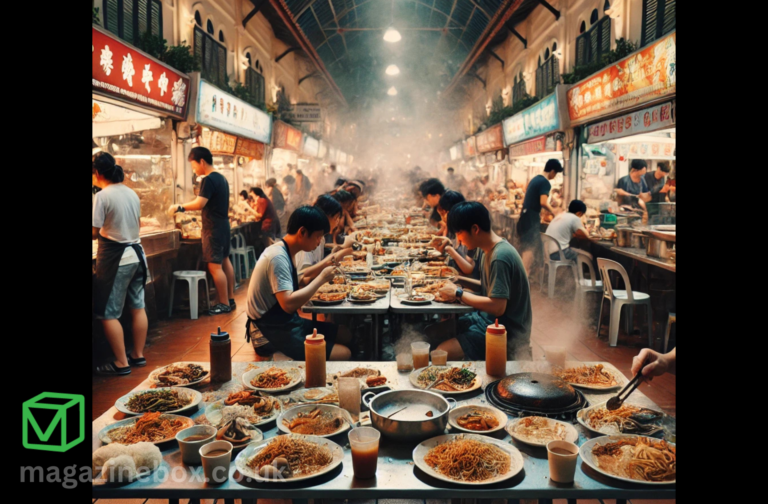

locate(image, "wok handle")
[[362, 392, 376, 409], [446, 397, 458, 410]]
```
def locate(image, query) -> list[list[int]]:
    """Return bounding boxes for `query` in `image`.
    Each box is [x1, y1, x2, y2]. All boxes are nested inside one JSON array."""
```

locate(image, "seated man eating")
[[428, 201, 532, 361], [246, 205, 352, 361]]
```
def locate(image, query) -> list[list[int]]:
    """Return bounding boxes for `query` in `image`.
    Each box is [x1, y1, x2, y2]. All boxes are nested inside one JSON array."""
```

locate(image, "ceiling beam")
[[506, 23, 527, 48], [470, 72, 486, 89], [537, 0, 561, 20], [243, 0, 269, 28], [487, 49, 505, 68], [299, 71, 319, 85], [275, 46, 301, 62], [443, 0, 525, 98], [268, 0, 348, 107]]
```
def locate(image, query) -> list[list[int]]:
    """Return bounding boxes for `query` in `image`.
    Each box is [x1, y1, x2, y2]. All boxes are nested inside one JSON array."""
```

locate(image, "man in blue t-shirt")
[[616, 159, 652, 209]]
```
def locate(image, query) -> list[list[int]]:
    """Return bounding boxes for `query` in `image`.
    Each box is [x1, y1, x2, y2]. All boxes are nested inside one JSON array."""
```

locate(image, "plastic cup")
[[338, 377, 361, 421], [544, 346, 567, 368], [348, 427, 381, 479], [411, 342, 430, 369], [176, 425, 217, 465], [199, 440, 233, 484], [396, 353, 413, 372], [430, 350, 448, 366], [546, 440, 579, 483]]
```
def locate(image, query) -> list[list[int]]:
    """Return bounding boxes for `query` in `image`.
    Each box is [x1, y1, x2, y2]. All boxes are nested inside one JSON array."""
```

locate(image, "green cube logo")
[[22, 392, 85, 452]]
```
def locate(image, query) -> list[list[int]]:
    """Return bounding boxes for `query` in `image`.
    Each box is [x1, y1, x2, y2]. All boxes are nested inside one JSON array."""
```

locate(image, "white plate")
[[398, 293, 435, 305], [576, 401, 664, 437], [216, 423, 264, 452], [242, 367, 303, 393], [506, 416, 579, 447], [413, 433, 524, 486], [556, 366, 626, 391], [204, 396, 283, 427], [234, 434, 344, 483], [98, 414, 194, 445], [148, 362, 210, 387], [580, 434, 676, 485], [448, 405, 508, 434], [276, 404, 351, 438], [410, 366, 482, 395], [115, 387, 202, 416]]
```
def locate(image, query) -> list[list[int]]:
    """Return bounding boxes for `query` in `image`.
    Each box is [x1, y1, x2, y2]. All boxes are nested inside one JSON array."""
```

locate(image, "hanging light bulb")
[[385, 64, 400, 76], [387, 86, 398, 96], [383, 27, 402, 43]]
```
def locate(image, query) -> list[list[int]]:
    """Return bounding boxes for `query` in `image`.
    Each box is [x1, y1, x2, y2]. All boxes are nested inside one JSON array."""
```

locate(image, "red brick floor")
[[93, 278, 675, 419]]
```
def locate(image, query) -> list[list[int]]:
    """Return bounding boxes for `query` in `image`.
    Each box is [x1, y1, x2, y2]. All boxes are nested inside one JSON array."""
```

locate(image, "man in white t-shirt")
[[544, 200, 589, 261]]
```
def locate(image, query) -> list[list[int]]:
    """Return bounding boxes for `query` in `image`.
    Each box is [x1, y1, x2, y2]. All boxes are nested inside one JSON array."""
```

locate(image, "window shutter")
[[589, 27, 599, 63], [194, 27, 204, 62], [137, 0, 148, 37], [104, 0, 120, 36], [552, 55, 560, 90], [150, 0, 162, 38], [662, 0, 675, 36], [122, 0, 134, 44], [203, 34, 214, 83], [535, 65, 544, 99], [217, 44, 227, 89], [642, 0, 659, 46], [575, 35, 587, 66], [600, 17, 611, 57]]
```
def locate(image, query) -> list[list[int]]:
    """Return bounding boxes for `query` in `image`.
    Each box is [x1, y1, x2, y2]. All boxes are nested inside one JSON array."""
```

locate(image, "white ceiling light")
[[387, 86, 398, 96], [385, 64, 400, 76], [383, 28, 402, 43]]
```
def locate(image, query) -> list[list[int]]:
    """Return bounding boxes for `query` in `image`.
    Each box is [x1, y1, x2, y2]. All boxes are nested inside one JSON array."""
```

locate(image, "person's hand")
[[431, 236, 450, 253], [660, 183, 671, 193], [341, 234, 359, 248], [631, 348, 669, 380], [438, 280, 458, 302], [167, 204, 181, 218], [318, 265, 337, 285]]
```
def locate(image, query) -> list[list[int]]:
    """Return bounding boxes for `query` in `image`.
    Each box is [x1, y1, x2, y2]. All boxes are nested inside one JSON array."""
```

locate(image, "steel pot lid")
[[495, 373, 577, 409]]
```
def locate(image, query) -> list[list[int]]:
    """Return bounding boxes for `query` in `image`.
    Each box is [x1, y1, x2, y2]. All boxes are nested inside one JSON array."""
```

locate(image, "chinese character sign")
[[273, 121, 303, 152], [476, 124, 504, 153], [196, 80, 272, 144], [92, 27, 190, 120], [567, 32, 676, 125], [502, 93, 561, 146], [586, 102, 675, 143]]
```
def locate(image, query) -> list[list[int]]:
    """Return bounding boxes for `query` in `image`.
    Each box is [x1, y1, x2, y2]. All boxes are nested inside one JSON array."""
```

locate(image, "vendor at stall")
[[616, 159, 652, 209], [265, 178, 287, 232], [428, 202, 532, 361], [544, 200, 589, 261], [249, 187, 280, 239], [246, 206, 352, 361], [643, 161, 671, 204], [295, 195, 355, 285]]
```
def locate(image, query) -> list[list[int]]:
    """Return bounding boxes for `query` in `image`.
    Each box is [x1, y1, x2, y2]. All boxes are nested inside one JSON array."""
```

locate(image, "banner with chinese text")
[[586, 102, 675, 143]]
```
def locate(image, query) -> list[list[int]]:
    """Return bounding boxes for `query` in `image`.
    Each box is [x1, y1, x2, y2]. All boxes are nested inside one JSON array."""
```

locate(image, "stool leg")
[[646, 302, 654, 349], [188, 278, 198, 320], [596, 297, 605, 338], [627, 305, 634, 335], [168, 278, 176, 317], [548, 264, 556, 298], [202, 277, 211, 312], [609, 300, 621, 347], [664, 315, 672, 353]]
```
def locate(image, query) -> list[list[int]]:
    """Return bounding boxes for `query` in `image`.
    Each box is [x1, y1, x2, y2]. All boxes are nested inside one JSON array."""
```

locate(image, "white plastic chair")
[[596, 258, 653, 347], [168, 271, 210, 320], [540, 233, 578, 298], [230, 234, 247, 283], [574, 249, 603, 313]]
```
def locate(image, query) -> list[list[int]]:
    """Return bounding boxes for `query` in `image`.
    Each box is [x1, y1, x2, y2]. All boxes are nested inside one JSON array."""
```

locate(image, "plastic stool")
[[596, 258, 653, 348], [574, 249, 603, 314], [664, 312, 676, 352], [245, 246, 257, 277], [230, 248, 247, 283], [168, 271, 210, 320]]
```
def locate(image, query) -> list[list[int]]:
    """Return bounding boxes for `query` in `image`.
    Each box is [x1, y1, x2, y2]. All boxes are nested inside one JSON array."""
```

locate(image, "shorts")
[[517, 215, 542, 252], [551, 247, 577, 261], [254, 314, 338, 360], [455, 312, 530, 361], [202, 225, 231, 264], [96, 262, 145, 320]]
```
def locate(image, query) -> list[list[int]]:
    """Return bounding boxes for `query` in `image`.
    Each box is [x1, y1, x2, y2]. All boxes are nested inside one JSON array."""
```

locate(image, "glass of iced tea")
[[430, 349, 447, 366], [348, 427, 381, 479], [411, 342, 430, 369]]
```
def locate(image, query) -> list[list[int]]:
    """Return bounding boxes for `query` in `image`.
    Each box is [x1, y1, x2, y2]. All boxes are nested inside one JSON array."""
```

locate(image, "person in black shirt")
[[642, 161, 671, 204], [169, 147, 235, 314], [516, 159, 563, 276]]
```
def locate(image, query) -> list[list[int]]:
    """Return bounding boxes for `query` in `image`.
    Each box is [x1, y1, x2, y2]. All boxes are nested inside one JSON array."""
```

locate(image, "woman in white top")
[[92, 152, 148, 376]]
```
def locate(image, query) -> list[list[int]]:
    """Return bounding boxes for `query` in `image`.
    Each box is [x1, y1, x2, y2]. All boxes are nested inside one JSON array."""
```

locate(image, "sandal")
[[95, 362, 131, 376], [127, 355, 146, 367]]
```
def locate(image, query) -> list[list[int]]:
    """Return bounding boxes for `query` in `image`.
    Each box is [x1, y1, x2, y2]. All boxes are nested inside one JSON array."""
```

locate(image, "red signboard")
[[273, 121, 303, 151], [92, 26, 190, 120], [235, 137, 265, 159], [199, 128, 237, 154], [476, 124, 504, 153], [509, 136, 547, 158], [566, 32, 676, 126], [463, 136, 478, 158]]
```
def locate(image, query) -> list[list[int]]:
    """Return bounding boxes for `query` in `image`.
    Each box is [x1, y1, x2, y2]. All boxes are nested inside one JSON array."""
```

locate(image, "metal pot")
[[362, 389, 456, 442], [615, 227, 633, 247], [630, 232, 647, 249], [645, 235, 675, 259]]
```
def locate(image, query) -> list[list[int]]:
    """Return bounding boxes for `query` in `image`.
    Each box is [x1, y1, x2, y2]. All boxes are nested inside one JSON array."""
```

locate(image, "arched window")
[[544, 48, 550, 60], [552, 41, 557, 53], [590, 9, 599, 24], [218, 30, 225, 43], [538, 55, 541, 66], [580, 20, 586, 33], [603, 0, 611, 10], [246, 52, 252, 67], [255, 60, 262, 73], [194, 11, 202, 27], [207, 20, 214, 35]]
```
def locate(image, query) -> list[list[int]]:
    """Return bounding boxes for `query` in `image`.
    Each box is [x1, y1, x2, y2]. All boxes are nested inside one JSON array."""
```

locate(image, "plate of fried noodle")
[[99, 412, 194, 445], [580, 434, 676, 484], [277, 405, 350, 437], [242, 366, 303, 392], [414, 434, 523, 485], [235, 434, 344, 482], [411, 366, 481, 395], [553, 364, 624, 390]]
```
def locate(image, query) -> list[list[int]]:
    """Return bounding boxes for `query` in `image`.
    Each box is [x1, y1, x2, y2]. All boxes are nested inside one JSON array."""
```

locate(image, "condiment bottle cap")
[[306, 328, 325, 344], [487, 319, 506, 334], [211, 326, 230, 341]]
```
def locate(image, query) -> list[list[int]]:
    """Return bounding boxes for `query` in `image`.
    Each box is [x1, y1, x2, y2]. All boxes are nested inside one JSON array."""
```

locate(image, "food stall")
[[92, 25, 191, 322], [270, 120, 303, 181]]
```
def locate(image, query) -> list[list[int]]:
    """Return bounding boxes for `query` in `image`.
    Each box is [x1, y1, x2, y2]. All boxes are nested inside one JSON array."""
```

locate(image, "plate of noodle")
[[506, 416, 579, 447], [410, 366, 481, 395], [413, 434, 524, 485], [205, 392, 283, 427], [149, 362, 210, 387], [577, 401, 664, 437], [580, 434, 676, 484], [98, 412, 194, 445], [235, 434, 344, 483], [553, 364, 625, 390], [277, 404, 351, 438], [242, 366, 303, 392], [115, 387, 202, 416], [448, 405, 507, 434]]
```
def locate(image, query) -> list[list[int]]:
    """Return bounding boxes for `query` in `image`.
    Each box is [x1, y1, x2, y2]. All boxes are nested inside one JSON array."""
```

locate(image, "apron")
[[93, 235, 148, 318]]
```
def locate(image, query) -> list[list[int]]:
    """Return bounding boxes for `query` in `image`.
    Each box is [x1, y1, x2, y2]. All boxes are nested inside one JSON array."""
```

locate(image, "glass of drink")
[[544, 346, 567, 368], [396, 353, 413, 372], [546, 440, 579, 483], [348, 427, 381, 479], [411, 342, 430, 370], [338, 377, 361, 422], [430, 349, 447, 366]]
